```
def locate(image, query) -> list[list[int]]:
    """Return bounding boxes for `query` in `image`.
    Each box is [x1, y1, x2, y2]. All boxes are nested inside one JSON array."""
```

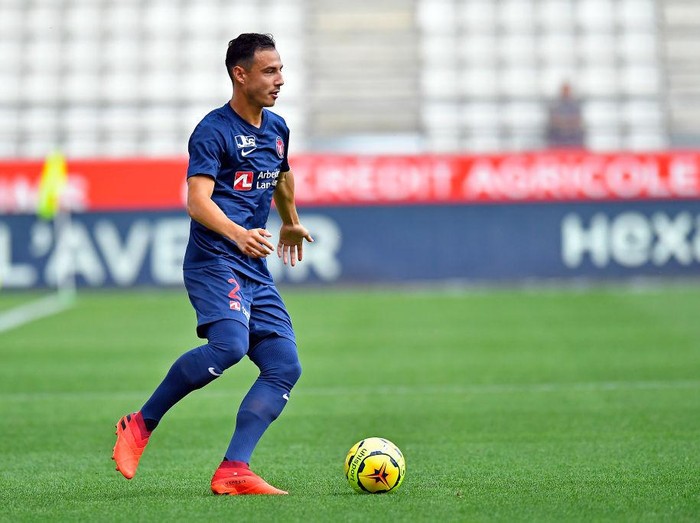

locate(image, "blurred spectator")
[[546, 82, 585, 149]]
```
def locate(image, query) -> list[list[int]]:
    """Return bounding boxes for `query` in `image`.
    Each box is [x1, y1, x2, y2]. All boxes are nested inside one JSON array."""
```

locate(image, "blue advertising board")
[[2, 200, 700, 289]]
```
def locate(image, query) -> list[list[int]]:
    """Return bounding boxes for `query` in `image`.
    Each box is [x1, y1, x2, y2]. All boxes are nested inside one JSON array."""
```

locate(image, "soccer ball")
[[344, 437, 406, 494]]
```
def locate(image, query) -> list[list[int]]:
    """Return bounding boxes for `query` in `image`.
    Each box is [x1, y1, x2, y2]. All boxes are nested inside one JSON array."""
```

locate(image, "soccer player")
[[112, 33, 313, 495]]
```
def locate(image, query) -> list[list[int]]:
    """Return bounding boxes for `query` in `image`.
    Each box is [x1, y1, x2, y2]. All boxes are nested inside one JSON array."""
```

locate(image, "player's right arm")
[[187, 175, 274, 258]]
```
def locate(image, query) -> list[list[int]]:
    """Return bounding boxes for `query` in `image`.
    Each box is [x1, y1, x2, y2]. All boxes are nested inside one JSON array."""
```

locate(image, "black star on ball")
[[366, 462, 390, 487]]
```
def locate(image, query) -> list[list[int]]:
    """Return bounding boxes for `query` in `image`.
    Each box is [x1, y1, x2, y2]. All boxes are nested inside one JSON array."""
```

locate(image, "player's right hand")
[[236, 228, 275, 258]]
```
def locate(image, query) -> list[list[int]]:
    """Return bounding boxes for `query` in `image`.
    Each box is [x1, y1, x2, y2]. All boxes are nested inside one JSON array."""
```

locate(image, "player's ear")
[[232, 65, 247, 84]]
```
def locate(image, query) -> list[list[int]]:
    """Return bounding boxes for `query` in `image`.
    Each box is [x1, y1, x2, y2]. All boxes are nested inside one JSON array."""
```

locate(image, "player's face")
[[239, 49, 284, 108]]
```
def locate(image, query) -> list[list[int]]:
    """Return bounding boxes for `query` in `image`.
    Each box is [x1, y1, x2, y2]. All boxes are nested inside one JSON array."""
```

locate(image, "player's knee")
[[251, 337, 302, 388], [205, 320, 248, 370], [270, 352, 302, 389], [208, 336, 247, 369], [281, 358, 302, 387]]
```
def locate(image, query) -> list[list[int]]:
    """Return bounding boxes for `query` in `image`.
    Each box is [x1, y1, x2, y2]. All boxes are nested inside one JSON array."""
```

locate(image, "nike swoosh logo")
[[282, 393, 290, 401], [208, 367, 222, 377], [241, 148, 256, 157]]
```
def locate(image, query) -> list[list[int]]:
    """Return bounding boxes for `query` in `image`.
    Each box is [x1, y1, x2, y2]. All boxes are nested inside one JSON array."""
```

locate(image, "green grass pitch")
[[1, 286, 699, 521]]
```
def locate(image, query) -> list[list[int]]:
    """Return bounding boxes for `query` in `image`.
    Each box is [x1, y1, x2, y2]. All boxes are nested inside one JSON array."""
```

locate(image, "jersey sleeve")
[[187, 122, 224, 179], [281, 127, 291, 172]]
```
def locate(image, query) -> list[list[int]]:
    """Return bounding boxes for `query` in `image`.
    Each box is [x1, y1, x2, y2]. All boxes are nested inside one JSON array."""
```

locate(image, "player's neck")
[[229, 98, 263, 128]]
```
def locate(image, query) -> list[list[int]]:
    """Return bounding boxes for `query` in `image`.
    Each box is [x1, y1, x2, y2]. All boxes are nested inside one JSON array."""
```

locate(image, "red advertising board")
[[1, 152, 699, 213], [292, 152, 700, 205], [0, 158, 187, 213]]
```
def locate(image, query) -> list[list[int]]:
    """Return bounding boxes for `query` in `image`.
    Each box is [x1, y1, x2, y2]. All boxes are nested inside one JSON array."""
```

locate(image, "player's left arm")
[[273, 169, 313, 266]]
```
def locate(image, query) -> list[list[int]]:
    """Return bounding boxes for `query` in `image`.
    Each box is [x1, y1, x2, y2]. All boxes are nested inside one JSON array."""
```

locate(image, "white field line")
[[0, 293, 73, 334], [3, 379, 700, 403]]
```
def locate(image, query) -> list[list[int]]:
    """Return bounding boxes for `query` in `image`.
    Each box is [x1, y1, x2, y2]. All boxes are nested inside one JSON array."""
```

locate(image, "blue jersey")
[[184, 103, 290, 284]]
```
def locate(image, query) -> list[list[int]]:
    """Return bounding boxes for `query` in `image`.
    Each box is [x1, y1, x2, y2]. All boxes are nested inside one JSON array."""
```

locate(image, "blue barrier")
[[2, 201, 700, 288]]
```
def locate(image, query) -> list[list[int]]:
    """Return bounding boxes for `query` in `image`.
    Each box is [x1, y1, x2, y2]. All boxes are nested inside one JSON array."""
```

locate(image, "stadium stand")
[[0, 0, 306, 158], [0, 0, 697, 157], [418, 0, 667, 152], [305, 0, 419, 151], [661, 0, 700, 146]]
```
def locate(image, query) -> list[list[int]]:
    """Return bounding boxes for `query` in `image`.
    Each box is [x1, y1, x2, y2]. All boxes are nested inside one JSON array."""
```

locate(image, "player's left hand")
[[277, 224, 314, 266]]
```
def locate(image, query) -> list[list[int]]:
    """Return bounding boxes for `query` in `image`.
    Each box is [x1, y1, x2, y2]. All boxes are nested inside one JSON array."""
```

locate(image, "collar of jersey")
[[225, 103, 268, 134]]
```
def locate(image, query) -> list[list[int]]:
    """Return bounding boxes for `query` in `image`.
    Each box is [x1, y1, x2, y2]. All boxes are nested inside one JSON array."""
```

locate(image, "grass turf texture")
[[1, 287, 699, 522]]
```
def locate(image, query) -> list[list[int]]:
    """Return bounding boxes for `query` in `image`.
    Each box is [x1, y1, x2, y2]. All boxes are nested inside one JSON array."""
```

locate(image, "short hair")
[[225, 33, 276, 80]]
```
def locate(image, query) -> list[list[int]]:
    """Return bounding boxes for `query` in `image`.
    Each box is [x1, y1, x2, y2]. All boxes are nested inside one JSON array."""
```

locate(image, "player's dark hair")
[[225, 33, 276, 80]]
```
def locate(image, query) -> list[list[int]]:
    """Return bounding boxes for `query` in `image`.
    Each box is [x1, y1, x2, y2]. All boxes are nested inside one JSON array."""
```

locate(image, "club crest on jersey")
[[233, 171, 254, 191], [275, 136, 285, 159]]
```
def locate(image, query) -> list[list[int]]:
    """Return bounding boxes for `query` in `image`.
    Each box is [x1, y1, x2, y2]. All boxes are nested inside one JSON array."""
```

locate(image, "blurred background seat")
[[1, 0, 698, 156]]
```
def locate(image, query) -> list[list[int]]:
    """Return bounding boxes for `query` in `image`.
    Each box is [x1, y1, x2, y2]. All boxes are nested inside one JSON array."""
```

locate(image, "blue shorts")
[[183, 263, 295, 343]]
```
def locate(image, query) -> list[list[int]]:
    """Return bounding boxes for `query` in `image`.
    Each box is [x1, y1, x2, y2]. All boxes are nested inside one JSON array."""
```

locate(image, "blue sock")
[[225, 336, 301, 463], [141, 320, 248, 430]]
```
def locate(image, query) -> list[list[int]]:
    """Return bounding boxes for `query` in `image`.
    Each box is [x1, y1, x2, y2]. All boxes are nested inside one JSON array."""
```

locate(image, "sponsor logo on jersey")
[[256, 169, 280, 190], [276, 136, 285, 159], [233, 171, 254, 191], [235, 135, 255, 148], [235, 135, 256, 157]]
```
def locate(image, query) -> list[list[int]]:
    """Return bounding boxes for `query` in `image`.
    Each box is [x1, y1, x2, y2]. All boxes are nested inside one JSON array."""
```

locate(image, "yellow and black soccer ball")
[[344, 437, 406, 494]]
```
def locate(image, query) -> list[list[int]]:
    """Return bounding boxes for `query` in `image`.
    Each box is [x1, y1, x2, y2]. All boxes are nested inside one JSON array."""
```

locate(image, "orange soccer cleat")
[[112, 411, 151, 479], [211, 461, 288, 495]]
